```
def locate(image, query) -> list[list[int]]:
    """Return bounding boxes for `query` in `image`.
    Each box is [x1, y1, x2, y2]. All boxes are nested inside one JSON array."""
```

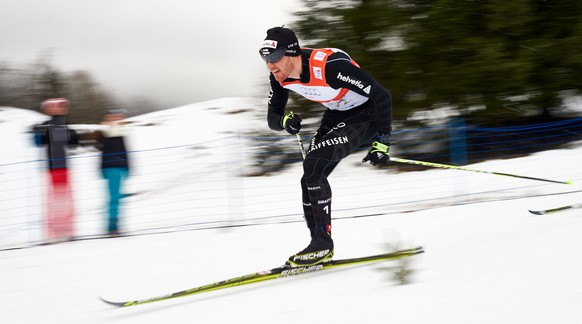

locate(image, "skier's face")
[[266, 56, 294, 82]]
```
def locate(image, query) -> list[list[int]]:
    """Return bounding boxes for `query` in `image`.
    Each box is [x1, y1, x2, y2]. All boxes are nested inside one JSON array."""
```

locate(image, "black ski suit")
[[267, 48, 393, 234]]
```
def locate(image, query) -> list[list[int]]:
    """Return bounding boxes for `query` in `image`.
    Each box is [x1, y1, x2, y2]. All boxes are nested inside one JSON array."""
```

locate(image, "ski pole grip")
[[372, 141, 389, 153]]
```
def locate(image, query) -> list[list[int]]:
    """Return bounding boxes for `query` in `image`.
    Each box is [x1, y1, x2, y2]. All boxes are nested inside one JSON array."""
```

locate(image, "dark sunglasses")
[[259, 47, 286, 64]]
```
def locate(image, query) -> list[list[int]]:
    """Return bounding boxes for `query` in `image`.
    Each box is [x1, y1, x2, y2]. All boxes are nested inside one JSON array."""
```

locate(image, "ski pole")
[[296, 133, 306, 160], [390, 157, 573, 185]]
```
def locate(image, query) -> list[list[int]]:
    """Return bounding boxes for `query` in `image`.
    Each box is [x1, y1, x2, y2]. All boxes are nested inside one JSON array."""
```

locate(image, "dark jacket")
[[32, 116, 79, 169], [96, 131, 130, 170]]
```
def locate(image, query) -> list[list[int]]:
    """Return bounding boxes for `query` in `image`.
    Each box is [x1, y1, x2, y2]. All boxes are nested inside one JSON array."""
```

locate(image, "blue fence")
[[393, 117, 582, 165]]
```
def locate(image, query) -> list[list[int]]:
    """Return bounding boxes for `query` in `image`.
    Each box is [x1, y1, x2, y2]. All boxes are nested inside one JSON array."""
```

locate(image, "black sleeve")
[[92, 131, 105, 151], [68, 129, 79, 148], [326, 55, 393, 134], [267, 74, 289, 131], [31, 122, 49, 146]]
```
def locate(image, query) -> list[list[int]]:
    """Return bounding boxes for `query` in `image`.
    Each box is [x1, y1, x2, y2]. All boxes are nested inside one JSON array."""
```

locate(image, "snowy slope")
[[1, 100, 582, 324]]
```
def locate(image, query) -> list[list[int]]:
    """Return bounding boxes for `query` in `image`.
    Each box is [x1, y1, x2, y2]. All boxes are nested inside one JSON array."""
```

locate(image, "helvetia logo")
[[336, 72, 371, 94], [262, 40, 278, 49], [336, 72, 363, 88]]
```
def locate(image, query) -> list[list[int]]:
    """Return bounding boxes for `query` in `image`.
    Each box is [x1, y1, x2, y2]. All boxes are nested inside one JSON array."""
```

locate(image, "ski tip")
[[397, 246, 425, 255], [566, 180, 574, 185], [528, 210, 544, 215], [99, 296, 128, 307]]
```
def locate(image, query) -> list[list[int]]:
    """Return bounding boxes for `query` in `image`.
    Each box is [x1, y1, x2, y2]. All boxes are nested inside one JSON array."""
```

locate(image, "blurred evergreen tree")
[[291, 0, 582, 126], [0, 56, 119, 124]]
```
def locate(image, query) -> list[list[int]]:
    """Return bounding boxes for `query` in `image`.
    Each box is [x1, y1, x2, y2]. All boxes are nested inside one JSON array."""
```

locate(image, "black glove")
[[281, 111, 302, 135], [362, 133, 391, 166]]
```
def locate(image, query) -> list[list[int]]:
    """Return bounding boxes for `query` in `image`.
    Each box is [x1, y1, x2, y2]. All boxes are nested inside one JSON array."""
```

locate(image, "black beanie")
[[259, 27, 301, 58]]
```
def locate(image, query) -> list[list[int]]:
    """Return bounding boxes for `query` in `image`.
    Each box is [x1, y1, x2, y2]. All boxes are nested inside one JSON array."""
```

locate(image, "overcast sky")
[[0, 0, 299, 109]]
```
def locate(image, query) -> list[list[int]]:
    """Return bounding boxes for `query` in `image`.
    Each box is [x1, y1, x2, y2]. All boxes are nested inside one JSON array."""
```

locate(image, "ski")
[[100, 246, 424, 307], [529, 203, 582, 215]]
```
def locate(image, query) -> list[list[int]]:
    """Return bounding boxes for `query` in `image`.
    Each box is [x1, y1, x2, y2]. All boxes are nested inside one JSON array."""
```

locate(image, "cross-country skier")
[[259, 27, 393, 267]]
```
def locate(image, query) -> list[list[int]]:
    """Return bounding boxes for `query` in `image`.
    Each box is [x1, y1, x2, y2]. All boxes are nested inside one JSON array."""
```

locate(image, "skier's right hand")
[[282, 111, 302, 135], [362, 132, 391, 166]]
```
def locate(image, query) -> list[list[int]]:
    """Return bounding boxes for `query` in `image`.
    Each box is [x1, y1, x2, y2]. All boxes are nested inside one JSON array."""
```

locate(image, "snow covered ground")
[[1, 100, 582, 324]]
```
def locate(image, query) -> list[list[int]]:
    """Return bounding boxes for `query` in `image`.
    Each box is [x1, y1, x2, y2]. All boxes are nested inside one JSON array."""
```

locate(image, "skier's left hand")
[[362, 133, 391, 166]]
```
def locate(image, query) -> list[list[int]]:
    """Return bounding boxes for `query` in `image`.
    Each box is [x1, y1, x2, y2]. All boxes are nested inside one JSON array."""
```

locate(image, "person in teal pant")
[[96, 109, 130, 236]]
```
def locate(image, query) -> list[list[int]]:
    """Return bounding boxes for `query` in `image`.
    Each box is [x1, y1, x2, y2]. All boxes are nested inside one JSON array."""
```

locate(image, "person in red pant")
[[32, 98, 79, 242]]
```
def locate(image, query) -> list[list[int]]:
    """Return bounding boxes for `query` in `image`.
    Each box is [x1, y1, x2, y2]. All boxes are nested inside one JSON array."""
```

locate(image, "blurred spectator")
[[95, 109, 131, 236], [32, 98, 79, 242]]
